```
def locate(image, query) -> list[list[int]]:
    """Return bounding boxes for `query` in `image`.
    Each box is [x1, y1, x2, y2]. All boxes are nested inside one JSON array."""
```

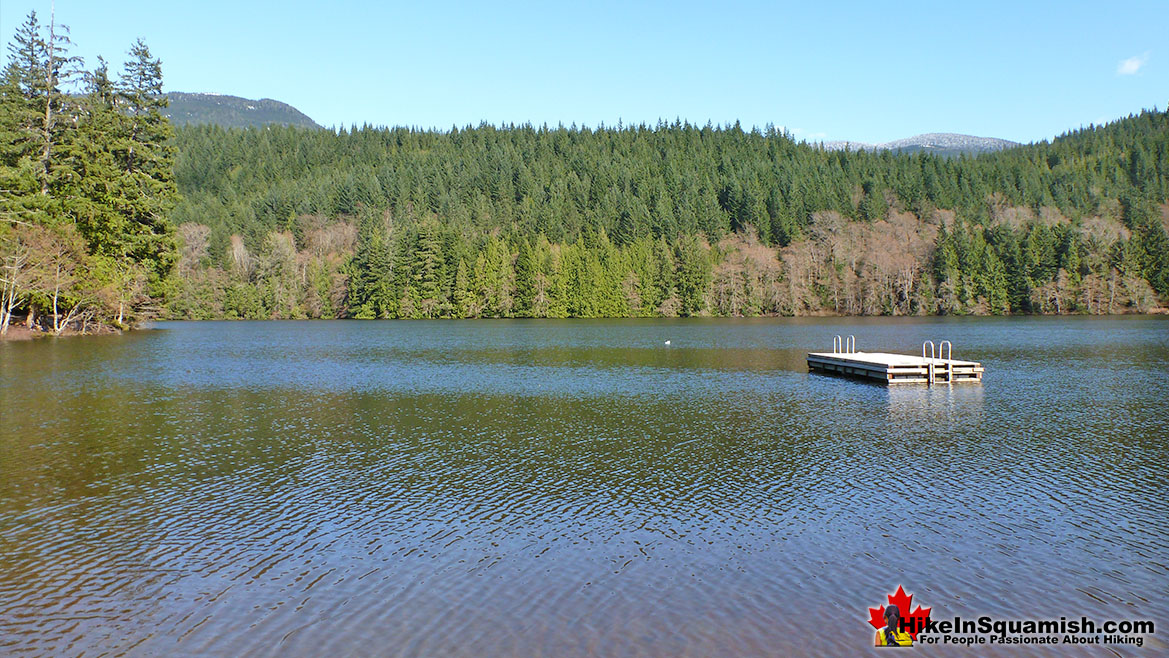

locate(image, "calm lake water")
[[2, 317, 1167, 656]]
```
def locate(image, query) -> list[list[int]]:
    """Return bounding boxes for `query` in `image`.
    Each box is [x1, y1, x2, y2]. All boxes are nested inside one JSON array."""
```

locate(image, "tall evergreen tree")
[[675, 235, 711, 316], [110, 40, 179, 280], [348, 212, 395, 318], [409, 220, 444, 317], [513, 238, 535, 317]]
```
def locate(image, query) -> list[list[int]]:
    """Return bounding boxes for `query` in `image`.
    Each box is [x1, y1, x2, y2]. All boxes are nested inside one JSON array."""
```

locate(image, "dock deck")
[[807, 338, 983, 385]]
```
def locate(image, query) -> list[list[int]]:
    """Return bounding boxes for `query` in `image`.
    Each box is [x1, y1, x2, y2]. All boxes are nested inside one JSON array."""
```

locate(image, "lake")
[[2, 317, 1167, 655]]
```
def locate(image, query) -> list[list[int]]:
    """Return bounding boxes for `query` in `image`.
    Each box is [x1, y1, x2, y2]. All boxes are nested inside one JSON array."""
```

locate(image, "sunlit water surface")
[[2, 318, 1167, 656]]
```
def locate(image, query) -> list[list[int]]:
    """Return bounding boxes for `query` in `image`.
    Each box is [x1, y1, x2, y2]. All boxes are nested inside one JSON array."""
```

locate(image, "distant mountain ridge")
[[818, 132, 1019, 157], [165, 92, 321, 129]]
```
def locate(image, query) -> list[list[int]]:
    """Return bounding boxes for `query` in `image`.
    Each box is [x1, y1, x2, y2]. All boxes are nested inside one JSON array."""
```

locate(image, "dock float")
[[807, 336, 984, 385]]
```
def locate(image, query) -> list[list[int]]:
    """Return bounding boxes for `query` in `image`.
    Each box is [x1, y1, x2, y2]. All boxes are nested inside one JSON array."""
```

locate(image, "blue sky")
[[2, 1, 1165, 144]]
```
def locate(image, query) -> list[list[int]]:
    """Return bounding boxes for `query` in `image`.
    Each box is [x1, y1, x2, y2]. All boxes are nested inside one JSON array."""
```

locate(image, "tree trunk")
[[0, 269, 12, 334], [52, 265, 61, 334], [0, 285, 10, 335], [40, 10, 56, 196]]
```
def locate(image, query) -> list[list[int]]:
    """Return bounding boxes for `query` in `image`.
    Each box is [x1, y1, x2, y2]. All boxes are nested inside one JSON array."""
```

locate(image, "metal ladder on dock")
[[833, 335, 856, 354], [923, 340, 953, 384]]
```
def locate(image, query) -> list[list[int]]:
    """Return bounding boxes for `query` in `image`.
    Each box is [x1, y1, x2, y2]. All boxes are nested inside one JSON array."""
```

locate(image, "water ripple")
[[1, 317, 1167, 656]]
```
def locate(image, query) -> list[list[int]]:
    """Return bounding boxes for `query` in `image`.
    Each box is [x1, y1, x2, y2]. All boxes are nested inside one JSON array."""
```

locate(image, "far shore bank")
[[4, 308, 1167, 342]]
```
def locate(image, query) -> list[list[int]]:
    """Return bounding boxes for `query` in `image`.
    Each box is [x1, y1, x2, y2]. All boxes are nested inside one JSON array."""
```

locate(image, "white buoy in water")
[[664, 340, 671, 345]]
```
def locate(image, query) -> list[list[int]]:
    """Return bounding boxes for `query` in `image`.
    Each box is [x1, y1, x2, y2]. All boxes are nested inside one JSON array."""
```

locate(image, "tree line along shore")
[[2, 12, 1168, 336]]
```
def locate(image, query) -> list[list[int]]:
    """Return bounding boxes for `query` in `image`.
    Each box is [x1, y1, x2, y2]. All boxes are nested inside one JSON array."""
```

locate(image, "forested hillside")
[[165, 92, 321, 129], [3, 11, 1168, 333], [166, 110, 1169, 320]]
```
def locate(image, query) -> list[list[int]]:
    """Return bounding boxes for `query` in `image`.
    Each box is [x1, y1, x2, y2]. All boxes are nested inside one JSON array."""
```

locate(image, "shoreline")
[[156, 308, 1169, 322], [4, 309, 1166, 341], [0, 325, 127, 342]]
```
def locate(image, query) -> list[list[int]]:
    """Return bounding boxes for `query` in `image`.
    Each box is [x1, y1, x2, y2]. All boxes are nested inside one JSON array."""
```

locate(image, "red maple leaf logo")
[[867, 585, 932, 641]]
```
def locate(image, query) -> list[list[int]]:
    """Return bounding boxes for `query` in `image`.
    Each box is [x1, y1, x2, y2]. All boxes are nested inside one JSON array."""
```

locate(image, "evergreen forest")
[[165, 107, 1169, 321], [2, 12, 1168, 335]]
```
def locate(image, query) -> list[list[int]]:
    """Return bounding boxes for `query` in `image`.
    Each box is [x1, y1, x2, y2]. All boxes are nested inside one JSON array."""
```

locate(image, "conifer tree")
[[348, 213, 394, 318], [514, 238, 535, 317], [1, 11, 80, 218], [110, 40, 178, 279], [409, 220, 444, 317], [675, 235, 711, 316], [451, 257, 471, 318]]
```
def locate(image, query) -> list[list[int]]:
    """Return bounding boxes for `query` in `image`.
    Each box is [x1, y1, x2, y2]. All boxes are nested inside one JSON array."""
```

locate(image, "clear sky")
[[1, 0, 1165, 144]]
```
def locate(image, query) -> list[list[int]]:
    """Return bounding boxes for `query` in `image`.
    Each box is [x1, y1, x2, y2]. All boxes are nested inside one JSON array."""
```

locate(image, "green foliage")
[[1, 12, 178, 334], [169, 108, 1169, 262], [347, 212, 395, 319], [161, 103, 1169, 319], [1123, 196, 1169, 297], [858, 180, 889, 222], [674, 235, 712, 316], [513, 239, 535, 317]]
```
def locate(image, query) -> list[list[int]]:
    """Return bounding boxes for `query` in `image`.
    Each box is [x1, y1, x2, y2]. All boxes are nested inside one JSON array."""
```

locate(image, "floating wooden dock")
[[807, 336, 983, 385]]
